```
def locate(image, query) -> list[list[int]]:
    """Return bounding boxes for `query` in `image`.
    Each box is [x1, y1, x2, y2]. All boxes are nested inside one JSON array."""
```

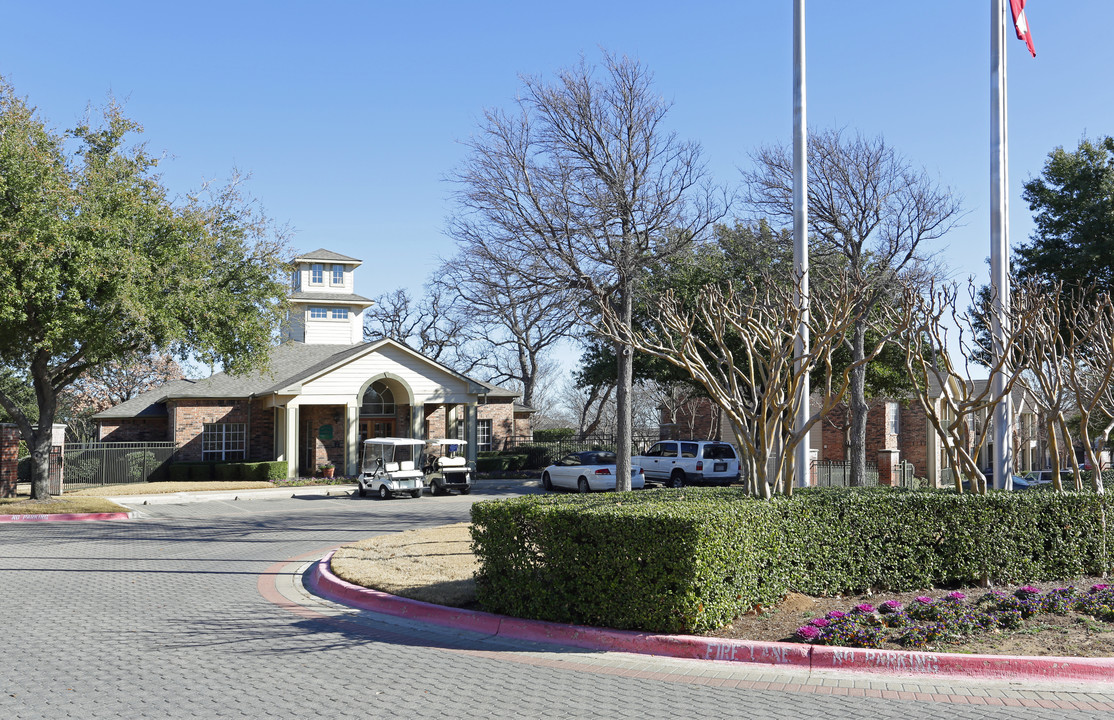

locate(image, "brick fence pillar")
[[877, 449, 900, 487], [0, 424, 19, 498]]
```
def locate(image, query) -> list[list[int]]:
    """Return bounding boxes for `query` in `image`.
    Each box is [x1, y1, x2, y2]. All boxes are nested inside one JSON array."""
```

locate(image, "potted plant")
[[318, 463, 335, 479]]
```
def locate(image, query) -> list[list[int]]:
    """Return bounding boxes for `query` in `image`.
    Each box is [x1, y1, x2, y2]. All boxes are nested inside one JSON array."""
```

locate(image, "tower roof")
[[294, 248, 362, 265]]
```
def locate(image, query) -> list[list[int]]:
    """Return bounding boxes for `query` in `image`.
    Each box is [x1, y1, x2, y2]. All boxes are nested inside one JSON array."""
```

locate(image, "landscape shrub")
[[168, 464, 191, 482], [259, 461, 287, 481], [508, 444, 554, 469], [188, 463, 214, 482], [471, 486, 1114, 635], [476, 454, 509, 473], [213, 463, 242, 481], [495, 452, 528, 471]]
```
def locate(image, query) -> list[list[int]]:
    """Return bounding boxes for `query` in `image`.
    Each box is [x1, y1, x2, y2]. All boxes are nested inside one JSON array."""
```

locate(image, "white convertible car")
[[540, 451, 645, 493]]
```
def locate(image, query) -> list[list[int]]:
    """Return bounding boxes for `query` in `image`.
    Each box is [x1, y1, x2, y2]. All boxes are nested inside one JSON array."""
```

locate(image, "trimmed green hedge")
[[470, 486, 1114, 634], [166, 461, 287, 482]]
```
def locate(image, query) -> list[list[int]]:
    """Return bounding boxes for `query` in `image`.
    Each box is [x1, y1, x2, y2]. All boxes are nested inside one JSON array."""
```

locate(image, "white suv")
[[633, 440, 740, 488]]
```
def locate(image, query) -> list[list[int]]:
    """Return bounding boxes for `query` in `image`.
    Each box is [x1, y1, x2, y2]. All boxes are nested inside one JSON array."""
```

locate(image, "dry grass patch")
[[331, 522, 478, 607], [0, 497, 129, 514], [69, 481, 275, 496]]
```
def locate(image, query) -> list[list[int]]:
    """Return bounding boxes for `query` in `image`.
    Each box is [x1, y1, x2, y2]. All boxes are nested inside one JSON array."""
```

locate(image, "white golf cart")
[[356, 438, 426, 499], [423, 439, 475, 496]]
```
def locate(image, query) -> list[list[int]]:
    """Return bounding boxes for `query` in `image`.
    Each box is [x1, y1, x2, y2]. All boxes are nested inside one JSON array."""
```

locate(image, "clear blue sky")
[[2, 1, 1110, 332]]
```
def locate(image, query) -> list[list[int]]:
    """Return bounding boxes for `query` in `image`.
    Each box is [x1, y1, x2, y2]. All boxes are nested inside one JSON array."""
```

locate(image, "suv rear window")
[[702, 444, 735, 459]]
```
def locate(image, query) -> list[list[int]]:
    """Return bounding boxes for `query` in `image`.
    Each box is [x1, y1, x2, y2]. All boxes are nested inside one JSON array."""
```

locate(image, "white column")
[[346, 403, 359, 476], [284, 404, 300, 479], [990, 0, 1014, 490], [465, 403, 478, 463]]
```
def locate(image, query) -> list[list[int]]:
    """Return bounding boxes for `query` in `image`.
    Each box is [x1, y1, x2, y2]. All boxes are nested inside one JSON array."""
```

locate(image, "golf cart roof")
[[362, 437, 425, 446], [427, 439, 465, 446]]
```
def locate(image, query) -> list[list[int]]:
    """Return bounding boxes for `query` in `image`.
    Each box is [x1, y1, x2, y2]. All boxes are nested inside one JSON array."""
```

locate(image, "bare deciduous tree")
[[441, 243, 576, 408], [64, 352, 184, 416], [363, 285, 478, 374], [599, 271, 903, 498], [450, 53, 728, 490], [745, 129, 963, 487]]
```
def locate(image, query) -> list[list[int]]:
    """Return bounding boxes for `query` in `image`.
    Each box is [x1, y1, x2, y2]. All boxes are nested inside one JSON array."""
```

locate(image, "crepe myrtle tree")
[[887, 279, 1034, 495], [0, 81, 289, 500], [597, 270, 909, 498], [450, 52, 729, 491]]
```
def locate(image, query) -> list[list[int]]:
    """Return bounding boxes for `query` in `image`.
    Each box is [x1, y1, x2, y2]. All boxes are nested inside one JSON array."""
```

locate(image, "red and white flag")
[[1010, 0, 1036, 57]]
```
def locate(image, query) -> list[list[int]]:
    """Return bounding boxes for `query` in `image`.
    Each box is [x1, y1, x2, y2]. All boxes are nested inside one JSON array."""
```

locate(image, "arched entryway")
[[357, 374, 416, 444]]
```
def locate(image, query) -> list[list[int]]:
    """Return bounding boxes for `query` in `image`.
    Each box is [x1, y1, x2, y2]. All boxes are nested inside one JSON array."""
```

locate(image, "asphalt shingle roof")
[[289, 291, 374, 305], [93, 340, 521, 419], [294, 248, 362, 264]]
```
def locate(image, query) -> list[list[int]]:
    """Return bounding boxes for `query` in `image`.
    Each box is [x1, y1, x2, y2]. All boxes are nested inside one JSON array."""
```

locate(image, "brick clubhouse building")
[[94, 249, 531, 478]]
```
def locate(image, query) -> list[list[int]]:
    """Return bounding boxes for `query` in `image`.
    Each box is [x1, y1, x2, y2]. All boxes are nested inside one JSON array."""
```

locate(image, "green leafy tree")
[[0, 80, 289, 499], [1017, 136, 1114, 289]]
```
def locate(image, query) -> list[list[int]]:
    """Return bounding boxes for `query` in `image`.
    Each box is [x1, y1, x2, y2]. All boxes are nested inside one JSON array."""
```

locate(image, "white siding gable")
[[300, 343, 473, 404]]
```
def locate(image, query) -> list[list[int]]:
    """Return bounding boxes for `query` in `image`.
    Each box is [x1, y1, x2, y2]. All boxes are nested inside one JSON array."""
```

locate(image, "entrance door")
[[359, 419, 395, 444]]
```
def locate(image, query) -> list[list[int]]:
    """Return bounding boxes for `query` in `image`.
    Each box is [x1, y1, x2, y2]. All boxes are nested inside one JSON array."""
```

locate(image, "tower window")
[[331, 265, 344, 285], [330, 307, 349, 319], [310, 264, 324, 285], [309, 307, 328, 319]]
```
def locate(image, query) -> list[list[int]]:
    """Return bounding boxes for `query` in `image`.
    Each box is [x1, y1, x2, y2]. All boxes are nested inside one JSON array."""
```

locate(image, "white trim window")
[[330, 307, 349, 319], [292, 270, 301, 292], [202, 423, 246, 461], [331, 264, 344, 286], [310, 263, 324, 285], [887, 402, 900, 435], [309, 307, 328, 319], [477, 419, 493, 452]]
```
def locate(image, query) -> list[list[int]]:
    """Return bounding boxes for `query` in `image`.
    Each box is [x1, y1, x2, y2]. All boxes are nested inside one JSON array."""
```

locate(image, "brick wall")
[[249, 399, 274, 461], [169, 399, 250, 462], [98, 417, 169, 442], [478, 400, 514, 448], [0, 424, 18, 498], [424, 404, 448, 439], [513, 410, 533, 437], [898, 402, 928, 478], [659, 397, 722, 440], [300, 405, 346, 472]]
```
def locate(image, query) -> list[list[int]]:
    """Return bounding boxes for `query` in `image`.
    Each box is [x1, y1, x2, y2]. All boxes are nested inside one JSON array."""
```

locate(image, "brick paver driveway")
[[3, 481, 1113, 719]]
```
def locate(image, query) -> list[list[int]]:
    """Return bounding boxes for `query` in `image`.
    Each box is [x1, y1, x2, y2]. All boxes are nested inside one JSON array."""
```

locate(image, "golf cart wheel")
[[356, 483, 366, 497], [669, 470, 685, 489], [541, 472, 553, 491], [578, 477, 590, 494], [411, 489, 422, 499], [377, 485, 391, 500], [459, 485, 471, 495], [428, 480, 442, 496]]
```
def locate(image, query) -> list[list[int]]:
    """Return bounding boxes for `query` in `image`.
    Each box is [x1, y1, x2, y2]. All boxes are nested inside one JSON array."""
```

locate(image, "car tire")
[[429, 480, 442, 496], [356, 483, 366, 497], [411, 489, 422, 499], [542, 472, 553, 491], [459, 485, 471, 495], [578, 477, 590, 494], [378, 485, 391, 500], [669, 470, 685, 489]]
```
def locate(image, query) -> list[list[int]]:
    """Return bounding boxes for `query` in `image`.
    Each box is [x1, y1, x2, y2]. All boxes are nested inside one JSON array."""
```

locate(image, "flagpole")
[[793, 0, 810, 489], [991, 0, 1014, 490]]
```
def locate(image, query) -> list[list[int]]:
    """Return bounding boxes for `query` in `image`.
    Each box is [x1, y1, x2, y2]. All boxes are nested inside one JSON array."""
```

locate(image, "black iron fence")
[[63, 442, 178, 490], [500, 433, 662, 459], [810, 460, 924, 489]]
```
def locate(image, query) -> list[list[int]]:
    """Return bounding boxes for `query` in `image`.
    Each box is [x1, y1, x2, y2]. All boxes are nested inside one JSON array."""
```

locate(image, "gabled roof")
[[294, 248, 362, 264], [93, 339, 519, 419], [289, 291, 375, 306]]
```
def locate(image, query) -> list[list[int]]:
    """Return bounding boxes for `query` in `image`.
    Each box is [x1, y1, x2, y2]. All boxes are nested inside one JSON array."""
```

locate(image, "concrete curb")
[[110, 485, 357, 506], [307, 550, 1114, 683], [0, 511, 135, 523]]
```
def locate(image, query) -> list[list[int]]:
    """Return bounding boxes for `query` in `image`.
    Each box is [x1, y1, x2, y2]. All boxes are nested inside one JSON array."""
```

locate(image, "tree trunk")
[[848, 321, 868, 486], [1047, 418, 1063, 493], [29, 358, 59, 500], [614, 281, 634, 492]]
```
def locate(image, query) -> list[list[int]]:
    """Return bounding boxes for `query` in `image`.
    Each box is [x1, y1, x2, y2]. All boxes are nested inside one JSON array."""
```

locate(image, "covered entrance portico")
[[268, 340, 486, 478]]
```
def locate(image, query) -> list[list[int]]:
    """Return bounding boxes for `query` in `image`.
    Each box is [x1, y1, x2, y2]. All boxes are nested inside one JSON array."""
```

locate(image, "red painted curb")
[[308, 552, 1114, 683], [811, 644, 1114, 683], [0, 511, 134, 523]]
